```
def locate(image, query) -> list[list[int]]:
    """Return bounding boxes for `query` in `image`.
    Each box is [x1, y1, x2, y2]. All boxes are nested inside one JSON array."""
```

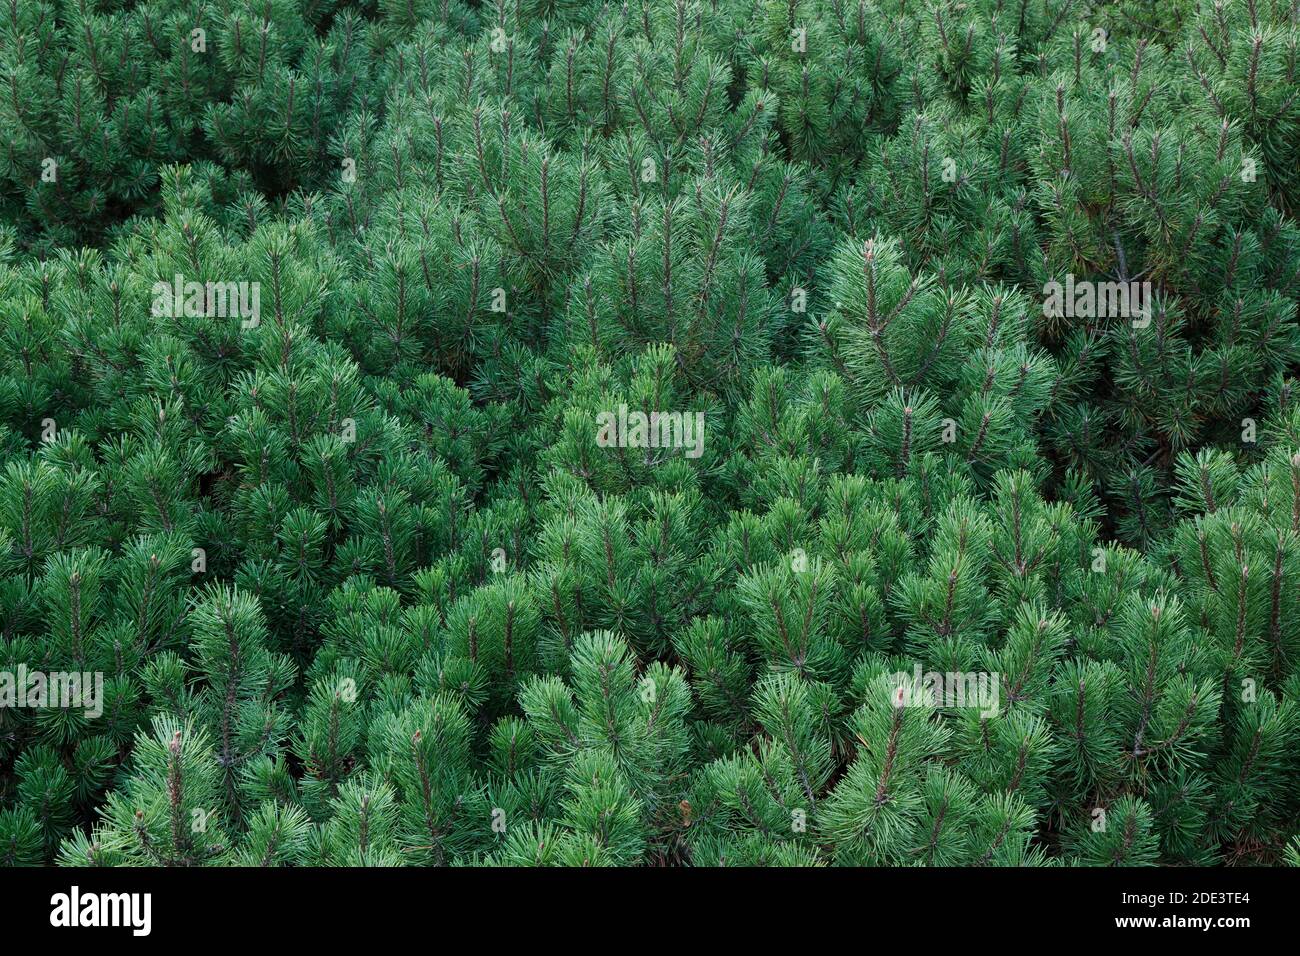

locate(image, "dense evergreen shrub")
[[1, 0, 1298, 866]]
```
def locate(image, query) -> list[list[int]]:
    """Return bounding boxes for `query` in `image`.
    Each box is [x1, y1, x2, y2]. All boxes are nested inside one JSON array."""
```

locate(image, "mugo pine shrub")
[[1, 0, 1299, 867]]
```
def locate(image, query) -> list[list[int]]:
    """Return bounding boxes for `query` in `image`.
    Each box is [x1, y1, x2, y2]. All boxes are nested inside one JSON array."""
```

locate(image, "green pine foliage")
[[2, 0, 1299, 867]]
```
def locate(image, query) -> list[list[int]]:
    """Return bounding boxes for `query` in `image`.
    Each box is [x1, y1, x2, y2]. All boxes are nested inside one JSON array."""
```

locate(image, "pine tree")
[[0, 0, 1298, 869]]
